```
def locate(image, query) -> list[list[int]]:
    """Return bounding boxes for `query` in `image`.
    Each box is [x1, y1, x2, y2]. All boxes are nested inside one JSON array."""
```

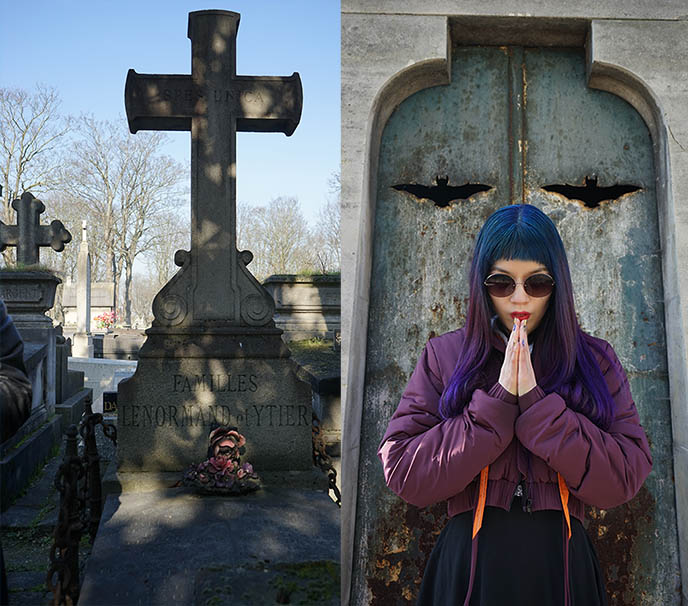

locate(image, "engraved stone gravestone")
[[0, 192, 86, 508], [117, 10, 313, 484], [0, 191, 71, 411]]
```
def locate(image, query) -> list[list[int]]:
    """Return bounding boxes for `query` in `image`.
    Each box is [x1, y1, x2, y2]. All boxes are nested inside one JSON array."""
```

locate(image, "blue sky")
[[0, 1, 340, 225]]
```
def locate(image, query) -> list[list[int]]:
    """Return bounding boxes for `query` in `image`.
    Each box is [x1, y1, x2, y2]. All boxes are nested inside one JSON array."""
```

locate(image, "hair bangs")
[[488, 223, 552, 273]]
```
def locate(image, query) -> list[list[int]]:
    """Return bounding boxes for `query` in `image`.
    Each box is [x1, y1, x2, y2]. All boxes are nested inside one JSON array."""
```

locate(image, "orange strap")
[[472, 466, 489, 539], [558, 472, 572, 539]]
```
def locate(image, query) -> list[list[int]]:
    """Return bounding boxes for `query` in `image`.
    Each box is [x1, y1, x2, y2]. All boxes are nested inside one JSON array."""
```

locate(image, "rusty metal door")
[[354, 46, 679, 605]]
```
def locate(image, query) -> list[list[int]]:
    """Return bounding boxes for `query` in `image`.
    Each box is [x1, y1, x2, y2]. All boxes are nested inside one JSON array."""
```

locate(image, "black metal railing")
[[47, 400, 116, 605], [312, 412, 341, 507]]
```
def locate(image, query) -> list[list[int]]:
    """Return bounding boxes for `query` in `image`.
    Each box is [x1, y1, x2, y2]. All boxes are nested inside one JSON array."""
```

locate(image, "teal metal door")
[[354, 47, 679, 605]]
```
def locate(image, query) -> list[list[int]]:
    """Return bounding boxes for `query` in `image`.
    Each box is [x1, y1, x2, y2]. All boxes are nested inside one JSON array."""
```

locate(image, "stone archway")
[[342, 15, 687, 605]]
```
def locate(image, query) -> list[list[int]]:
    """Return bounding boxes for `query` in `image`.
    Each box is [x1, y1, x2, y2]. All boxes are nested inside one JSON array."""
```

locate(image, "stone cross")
[[0, 192, 71, 265], [125, 10, 302, 326]]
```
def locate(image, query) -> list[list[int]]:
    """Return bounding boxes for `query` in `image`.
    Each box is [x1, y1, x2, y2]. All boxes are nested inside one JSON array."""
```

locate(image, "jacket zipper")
[[522, 478, 532, 513], [509, 477, 533, 513], [523, 451, 534, 513]]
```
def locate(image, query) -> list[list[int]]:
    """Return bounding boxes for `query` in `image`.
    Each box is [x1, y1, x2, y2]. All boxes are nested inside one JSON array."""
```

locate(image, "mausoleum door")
[[357, 46, 676, 605]]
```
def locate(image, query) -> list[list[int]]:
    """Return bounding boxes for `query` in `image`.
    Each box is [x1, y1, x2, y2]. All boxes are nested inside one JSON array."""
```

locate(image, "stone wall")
[[263, 274, 340, 342]]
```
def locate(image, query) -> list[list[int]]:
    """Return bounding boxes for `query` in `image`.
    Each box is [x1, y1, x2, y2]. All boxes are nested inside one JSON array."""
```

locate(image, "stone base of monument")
[[54, 387, 92, 431], [117, 330, 318, 485], [77, 486, 340, 605], [71, 332, 93, 358]]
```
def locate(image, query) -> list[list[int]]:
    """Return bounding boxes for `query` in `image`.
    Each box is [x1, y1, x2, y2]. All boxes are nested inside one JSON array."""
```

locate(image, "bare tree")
[[247, 196, 313, 280], [313, 171, 341, 273], [117, 140, 186, 325], [237, 199, 257, 254], [0, 85, 70, 266], [60, 116, 186, 325], [130, 272, 161, 329], [144, 209, 190, 289], [60, 117, 122, 286]]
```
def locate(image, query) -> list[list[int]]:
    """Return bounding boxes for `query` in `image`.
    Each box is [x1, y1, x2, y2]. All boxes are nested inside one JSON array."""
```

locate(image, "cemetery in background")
[[1, 85, 341, 331]]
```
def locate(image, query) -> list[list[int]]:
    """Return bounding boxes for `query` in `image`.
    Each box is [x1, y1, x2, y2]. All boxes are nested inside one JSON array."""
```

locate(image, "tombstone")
[[77, 12, 338, 605], [71, 221, 93, 357], [263, 274, 341, 341], [341, 7, 687, 606], [118, 9, 314, 485], [0, 192, 86, 508], [0, 191, 71, 411]]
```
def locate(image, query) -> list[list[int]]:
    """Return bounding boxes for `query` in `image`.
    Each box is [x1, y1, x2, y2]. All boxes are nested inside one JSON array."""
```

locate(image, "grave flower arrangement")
[[182, 425, 261, 495], [94, 311, 116, 330]]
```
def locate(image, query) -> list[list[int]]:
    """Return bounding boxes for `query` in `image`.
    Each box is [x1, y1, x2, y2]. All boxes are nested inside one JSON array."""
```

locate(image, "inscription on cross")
[[0, 192, 72, 265], [125, 10, 302, 328]]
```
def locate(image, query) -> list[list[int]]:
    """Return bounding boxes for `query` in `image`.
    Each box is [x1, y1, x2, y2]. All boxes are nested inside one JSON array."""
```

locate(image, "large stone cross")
[[125, 10, 302, 327], [0, 192, 72, 265]]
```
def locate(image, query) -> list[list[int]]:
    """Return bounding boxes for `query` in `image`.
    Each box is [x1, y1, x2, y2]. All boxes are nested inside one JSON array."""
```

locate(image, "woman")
[[377, 204, 652, 606]]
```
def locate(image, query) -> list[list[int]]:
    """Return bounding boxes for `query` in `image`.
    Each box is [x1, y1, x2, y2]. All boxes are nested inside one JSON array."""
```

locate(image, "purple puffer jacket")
[[378, 326, 653, 523]]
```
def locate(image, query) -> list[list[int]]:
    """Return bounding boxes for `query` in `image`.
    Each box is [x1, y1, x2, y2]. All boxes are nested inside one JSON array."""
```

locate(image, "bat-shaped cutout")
[[392, 176, 492, 208], [542, 176, 641, 209]]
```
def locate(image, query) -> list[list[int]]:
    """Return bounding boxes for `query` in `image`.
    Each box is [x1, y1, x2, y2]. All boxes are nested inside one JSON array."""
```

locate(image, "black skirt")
[[417, 497, 608, 606]]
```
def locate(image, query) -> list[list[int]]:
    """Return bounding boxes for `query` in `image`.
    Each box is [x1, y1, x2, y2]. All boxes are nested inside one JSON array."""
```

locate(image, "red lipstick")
[[511, 312, 531, 320]]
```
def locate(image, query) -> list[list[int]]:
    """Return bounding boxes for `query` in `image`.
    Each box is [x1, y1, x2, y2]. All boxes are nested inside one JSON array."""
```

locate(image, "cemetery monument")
[[0, 192, 90, 507], [71, 221, 93, 357], [78, 11, 338, 604], [118, 9, 313, 484]]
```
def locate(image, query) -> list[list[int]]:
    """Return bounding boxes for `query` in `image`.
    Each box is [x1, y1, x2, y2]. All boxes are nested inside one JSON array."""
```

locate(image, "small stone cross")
[[125, 10, 302, 327], [0, 192, 72, 265]]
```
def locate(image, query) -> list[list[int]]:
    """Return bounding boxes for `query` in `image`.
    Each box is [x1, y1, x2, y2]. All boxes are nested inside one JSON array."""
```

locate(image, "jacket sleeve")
[[378, 339, 519, 508], [0, 299, 33, 444], [514, 342, 652, 509]]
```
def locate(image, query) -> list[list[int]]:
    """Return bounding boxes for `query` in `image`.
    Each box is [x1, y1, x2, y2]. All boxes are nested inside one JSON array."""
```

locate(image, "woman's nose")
[[510, 283, 529, 303]]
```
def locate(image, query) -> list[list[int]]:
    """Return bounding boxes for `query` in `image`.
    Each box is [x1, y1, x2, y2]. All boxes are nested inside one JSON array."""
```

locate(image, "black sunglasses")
[[483, 273, 555, 298]]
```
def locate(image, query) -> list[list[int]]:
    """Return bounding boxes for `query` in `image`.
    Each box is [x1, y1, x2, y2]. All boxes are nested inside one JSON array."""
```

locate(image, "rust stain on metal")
[[586, 484, 655, 606], [368, 499, 448, 605], [430, 302, 445, 321]]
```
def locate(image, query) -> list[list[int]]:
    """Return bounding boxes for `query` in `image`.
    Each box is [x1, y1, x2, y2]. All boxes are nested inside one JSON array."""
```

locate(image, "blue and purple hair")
[[439, 204, 618, 430]]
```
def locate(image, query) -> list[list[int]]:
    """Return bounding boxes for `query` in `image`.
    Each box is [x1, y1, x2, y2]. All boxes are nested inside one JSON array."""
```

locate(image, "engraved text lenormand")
[[120, 372, 308, 428]]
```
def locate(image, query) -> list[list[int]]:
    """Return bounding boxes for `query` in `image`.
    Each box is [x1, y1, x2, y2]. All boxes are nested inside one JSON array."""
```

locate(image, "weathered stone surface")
[[124, 10, 301, 330], [263, 274, 341, 341], [0, 191, 71, 266], [62, 282, 115, 309], [118, 10, 311, 485], [78, 487, 339, 605], [0, 271, 60, 315], [586, 21, 688, 605], [100, 330, 146, 360], [75, 222, 91, 334], [340, 14, 449, 605], [118, 354, 312, 472], [72, 221, 93, 357], [342, 0, 688, 19]]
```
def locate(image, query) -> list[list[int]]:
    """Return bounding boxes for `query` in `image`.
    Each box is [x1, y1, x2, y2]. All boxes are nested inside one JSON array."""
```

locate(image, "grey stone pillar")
[[72, 221, 93, 358]]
